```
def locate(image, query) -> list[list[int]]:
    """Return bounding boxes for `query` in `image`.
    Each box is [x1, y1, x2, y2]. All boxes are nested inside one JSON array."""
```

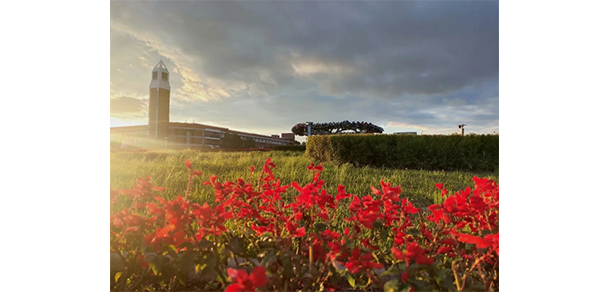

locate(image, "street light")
[[306, 121, 313, 136]]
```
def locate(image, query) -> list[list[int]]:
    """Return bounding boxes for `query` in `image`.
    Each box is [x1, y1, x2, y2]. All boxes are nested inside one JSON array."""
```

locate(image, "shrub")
[[272, 145, 306, 151], [111, 158, 499, 291], [306, 134, 499, 172]]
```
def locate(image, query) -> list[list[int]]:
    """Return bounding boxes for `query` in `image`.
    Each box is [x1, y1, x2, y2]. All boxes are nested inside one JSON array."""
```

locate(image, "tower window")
[[162, 72, 168, 81], [152, 72, 158, 80]]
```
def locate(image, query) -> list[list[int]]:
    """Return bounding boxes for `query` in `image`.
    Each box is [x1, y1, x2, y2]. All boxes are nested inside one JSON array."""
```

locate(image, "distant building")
[[394, 132, 418, 135], [281, 133, 295, 141], [111, 60, 297, 149]]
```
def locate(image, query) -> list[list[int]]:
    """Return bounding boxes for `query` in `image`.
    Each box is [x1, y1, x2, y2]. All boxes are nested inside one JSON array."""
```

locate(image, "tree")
[[242, 137, 256, 148], [221, 132, 246, 149], [291, 120, 384, 136]]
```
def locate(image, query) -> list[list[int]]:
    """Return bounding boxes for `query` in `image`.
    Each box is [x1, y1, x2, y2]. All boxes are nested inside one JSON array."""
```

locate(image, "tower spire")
[[154, 60, 167, 70], [149, 60, 171, 139]]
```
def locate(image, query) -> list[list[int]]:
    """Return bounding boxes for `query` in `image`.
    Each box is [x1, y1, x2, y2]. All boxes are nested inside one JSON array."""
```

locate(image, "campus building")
[[111, 60, 297, 149]]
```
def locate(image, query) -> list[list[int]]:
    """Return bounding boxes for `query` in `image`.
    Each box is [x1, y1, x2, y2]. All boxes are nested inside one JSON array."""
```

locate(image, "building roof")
[[169, 122, 229, 131], [110, 122, 293, 141], [153, 60, 168, 72], [110, 125, 147, 132]]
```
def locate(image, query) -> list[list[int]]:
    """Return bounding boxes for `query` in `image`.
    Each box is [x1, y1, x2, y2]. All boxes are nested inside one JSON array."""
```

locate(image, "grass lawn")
[[110, 149, 498, 210]]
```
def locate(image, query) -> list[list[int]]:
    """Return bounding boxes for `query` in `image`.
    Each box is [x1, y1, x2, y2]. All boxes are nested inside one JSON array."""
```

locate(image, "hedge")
[[305, 134, 498, 172], [273, 145, 306, 151]]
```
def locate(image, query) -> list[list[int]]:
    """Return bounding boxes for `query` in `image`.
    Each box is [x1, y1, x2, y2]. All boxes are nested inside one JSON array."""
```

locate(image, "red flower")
[[453, 232, 499, 255], [405, 242, 434, 265], [317, 210, 330, 220], [391, 246, 408, 261], [435, 183, 444, 190], [185, 160, 192, 170], [440, 238, 457, 246], [336, 185, 352, 201], [226, 266, 266, 292], [294, 212, 303, 222], [370, 186, 381, 196], [307, 162, 323, 171], [401, 199, 419, 214], [362, 238, 379, 251], [344, 246, 384, 274], [250, 224, 269, 236], [437, 246, 454, 254], [286, 221, 305, 237]]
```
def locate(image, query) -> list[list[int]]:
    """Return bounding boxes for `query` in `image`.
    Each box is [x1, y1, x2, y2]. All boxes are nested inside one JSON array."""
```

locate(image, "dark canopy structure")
[[291, 121, 384, 136]]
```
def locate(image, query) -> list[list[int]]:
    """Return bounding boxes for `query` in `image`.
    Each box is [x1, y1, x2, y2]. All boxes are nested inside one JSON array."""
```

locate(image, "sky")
[[7, 2, 610, 291], [110, 1, 499, 140]]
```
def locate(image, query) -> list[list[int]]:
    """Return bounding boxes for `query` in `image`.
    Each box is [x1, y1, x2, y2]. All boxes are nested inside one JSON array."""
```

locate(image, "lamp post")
[[306, 122, 312, 136]]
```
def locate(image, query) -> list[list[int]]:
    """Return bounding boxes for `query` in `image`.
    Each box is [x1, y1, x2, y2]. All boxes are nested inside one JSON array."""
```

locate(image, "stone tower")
[[149, 60, 171, 138]]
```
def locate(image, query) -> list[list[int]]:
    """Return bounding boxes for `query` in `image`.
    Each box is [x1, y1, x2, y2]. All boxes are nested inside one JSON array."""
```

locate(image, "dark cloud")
[[110, 0, 499, 134], [111, 1, 498, 96]]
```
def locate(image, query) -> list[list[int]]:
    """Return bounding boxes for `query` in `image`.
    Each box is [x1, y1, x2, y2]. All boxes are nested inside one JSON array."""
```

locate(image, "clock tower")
[[149, 60, 171, 139]]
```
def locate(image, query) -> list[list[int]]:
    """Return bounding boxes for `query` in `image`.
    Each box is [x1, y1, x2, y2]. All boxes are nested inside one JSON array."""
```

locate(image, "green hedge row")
[[306, 134, 498, 172], [273, 145, 306, 151]]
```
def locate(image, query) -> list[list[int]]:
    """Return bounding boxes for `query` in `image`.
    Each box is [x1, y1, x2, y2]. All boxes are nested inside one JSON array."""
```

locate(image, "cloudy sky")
[[110, 0, 498, 140]]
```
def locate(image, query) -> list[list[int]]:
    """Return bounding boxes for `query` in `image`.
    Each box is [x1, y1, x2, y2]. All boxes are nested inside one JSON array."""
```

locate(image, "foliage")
[[306, 134, 499, 172], [111, 158, 499, 291], [110, 150, 497, 211], [292, 121, 384, 136], [273, 145, 306, 151], [242, 137, 256, 149], [221, 132, 251, 149]]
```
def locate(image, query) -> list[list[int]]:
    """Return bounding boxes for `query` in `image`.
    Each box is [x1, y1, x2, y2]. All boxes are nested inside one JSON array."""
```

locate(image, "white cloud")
[[291, 60, 356, 76]]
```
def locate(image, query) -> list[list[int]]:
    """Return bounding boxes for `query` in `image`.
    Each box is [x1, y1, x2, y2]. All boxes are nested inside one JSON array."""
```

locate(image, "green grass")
[[110, 149, 498, 209]]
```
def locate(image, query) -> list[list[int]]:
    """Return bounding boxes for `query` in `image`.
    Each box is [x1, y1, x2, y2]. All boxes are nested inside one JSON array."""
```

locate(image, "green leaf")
[[178, 251, 197, 274], [408, 278, 431, 290], [261, 252, 277, 266], [201, 265, 216, 281], [198, 239, 214, 250], [381, 228, 389, 241], [384, 279, 400, 292], [481, 229, 496, 237], [469, 281, 486, 291], [379, 266, 399, 278], [163, 244, 178, 256], [114, 272, 122, 283], [373, 219, 383, 230], [314, 222, 327, 232], [347, 274, 356, 289], [260, 232, 274, 240], [228, 236, 245, 254], [150, 262, 160, 276], [177, 272, 187, 286], [204, 253, 218, 268], [194, 263, 206, 274], [177, 241, 196, 250], [280, 254, 293, 279], [407, 229, 421, 237]]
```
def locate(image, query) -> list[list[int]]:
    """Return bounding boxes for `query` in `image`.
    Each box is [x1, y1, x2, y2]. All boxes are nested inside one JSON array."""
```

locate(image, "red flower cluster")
[[226, 266, 267, 292], [110, 157, 499, 292], [344, 246, 384, 274]]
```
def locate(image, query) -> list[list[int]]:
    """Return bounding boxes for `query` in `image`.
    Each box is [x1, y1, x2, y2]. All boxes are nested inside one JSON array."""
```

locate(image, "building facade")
[[149, 61, 171, 139], [111, 60, 297, 149]]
